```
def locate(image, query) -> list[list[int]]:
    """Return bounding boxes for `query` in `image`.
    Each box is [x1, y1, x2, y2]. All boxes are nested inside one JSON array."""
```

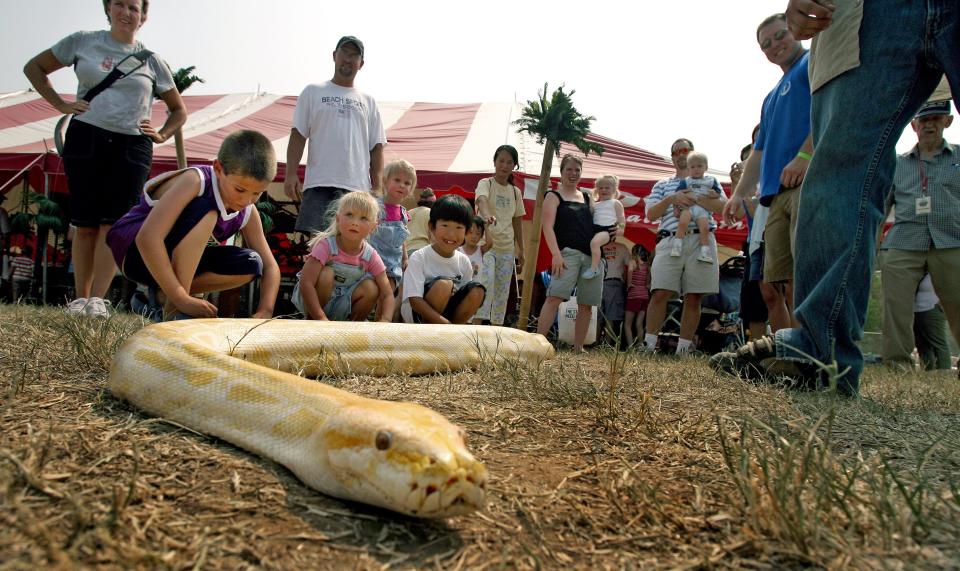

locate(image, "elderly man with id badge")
[[879, 100, 960, 372]]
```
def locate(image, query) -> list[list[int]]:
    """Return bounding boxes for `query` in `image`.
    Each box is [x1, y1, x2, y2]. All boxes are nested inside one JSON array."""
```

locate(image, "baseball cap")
[[335, 36, 364, 58], [915, 100, 952, 118]]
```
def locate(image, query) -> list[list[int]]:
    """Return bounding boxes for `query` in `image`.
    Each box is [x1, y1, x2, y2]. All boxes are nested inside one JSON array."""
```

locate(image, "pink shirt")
[[383, 203, 409, 222], [307, 237, 386, 276]]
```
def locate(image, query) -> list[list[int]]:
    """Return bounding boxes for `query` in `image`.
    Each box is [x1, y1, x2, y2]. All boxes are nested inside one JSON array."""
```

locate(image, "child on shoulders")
[[291, 191, 394, 321], [673, 151, 722, 263], [401, 195, 486, 324], [582, 174, 626, 279], [106, 130, 280, 320]]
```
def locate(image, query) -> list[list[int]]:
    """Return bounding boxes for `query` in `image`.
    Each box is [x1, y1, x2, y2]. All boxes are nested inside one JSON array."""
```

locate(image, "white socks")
[[676, 338, 693, 354]]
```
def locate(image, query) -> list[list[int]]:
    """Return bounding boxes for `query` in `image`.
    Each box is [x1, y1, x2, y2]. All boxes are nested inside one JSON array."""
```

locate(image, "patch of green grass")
[[865, 270, 884, 333]]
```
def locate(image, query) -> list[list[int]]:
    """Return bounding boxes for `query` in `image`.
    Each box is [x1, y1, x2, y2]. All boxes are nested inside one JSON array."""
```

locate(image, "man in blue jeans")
[[712, 0, 957, 395]]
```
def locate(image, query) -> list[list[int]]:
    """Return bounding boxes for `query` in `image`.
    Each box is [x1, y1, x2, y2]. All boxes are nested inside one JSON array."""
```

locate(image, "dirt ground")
[[2, 305, 958, 570]]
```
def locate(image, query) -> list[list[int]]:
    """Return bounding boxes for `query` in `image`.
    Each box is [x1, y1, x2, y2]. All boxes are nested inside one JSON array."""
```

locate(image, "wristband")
[[796, 151, 812, 161]]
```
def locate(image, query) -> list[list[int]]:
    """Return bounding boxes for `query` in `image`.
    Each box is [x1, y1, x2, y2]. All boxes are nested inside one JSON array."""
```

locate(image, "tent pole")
[[42, 171, 50, 304]]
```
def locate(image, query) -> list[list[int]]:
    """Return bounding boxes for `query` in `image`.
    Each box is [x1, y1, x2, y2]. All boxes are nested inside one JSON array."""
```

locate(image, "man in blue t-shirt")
[[723, 13, 813, 334]]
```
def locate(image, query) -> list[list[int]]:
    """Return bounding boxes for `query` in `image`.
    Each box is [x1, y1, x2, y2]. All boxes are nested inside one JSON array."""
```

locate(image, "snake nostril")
[[425, 485, 438, 496], [410, 482, 418, 491], [466, 476, 475, 484]]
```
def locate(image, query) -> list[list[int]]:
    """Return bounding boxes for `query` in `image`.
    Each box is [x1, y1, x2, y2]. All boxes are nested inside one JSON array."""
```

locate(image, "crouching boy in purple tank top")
[[106, 130, 280, 320]]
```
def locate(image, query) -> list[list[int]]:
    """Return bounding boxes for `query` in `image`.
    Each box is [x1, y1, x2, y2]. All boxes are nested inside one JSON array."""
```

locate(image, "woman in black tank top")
[[535, 155, 611, 351]]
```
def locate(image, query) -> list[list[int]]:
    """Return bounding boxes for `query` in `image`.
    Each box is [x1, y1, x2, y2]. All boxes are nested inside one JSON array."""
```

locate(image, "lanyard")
[[918, 157, 928, 196]]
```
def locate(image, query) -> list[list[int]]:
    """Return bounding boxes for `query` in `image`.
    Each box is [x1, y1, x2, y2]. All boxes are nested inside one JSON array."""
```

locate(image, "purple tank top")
[[106, 165, 253, 265]]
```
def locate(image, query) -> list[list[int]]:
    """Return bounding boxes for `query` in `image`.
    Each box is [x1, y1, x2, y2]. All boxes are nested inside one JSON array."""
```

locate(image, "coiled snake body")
[[108, 319, 554, 517]]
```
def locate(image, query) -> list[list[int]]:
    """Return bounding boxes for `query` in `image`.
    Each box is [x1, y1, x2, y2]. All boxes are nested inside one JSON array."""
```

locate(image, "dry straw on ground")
[[1, 304, 958, 569]]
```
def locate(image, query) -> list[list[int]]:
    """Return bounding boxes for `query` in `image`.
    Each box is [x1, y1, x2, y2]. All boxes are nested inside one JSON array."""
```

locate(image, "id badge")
[[915, 196, 932, 215]]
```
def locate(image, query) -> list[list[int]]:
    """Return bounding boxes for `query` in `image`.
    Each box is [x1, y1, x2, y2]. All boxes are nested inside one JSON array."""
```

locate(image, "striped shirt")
[[10, 256, 33, 282], [881, 141, 960, 251], [644, 176, 723, 233]]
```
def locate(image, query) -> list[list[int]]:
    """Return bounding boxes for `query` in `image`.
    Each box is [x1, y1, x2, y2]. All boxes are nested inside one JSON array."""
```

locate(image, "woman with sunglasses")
[[24, 0, 186, 317]]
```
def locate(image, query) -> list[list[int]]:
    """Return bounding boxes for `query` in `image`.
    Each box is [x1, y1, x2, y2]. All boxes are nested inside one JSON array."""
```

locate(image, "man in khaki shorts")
[[723, 13, 812, 332], [642, 139, 728, 355]]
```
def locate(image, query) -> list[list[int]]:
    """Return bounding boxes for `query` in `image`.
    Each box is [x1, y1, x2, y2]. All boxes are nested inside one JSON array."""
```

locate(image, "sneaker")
[[697, 246, 713, 263], [637, 341, 655, 354], [65, 297, 88, 315], [581, 266, 600, 279], [84, 297, 112, 318], [670, 240, 682, 257], [709, 336, 819, 389], [131, 291, 162, 321]]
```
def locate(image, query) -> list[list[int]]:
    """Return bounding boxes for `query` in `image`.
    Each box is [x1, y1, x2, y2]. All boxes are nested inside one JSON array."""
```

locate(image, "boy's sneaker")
[[65, 297, 88, 315], [581, 266, 600, 279], [697, 246, 713, 263], [131, 291, 163, 321], [84, 297, 112, 318], [669, 239, 682, 257]]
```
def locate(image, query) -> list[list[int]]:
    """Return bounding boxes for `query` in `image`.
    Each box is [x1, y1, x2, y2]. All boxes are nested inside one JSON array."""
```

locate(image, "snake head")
[[320, 400, 487, 518]]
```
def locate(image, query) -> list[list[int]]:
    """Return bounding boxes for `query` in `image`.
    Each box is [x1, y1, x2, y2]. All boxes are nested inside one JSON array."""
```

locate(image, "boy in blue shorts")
[[401, 195, 485, 324], [106, 130, 280, 320]]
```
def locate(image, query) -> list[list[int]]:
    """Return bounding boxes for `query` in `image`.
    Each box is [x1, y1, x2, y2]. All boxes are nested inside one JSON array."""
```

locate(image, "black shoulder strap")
[[82, 49, 155, 103]]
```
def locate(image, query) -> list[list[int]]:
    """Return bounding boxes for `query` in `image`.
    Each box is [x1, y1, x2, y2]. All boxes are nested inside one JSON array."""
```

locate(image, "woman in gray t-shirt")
[[23, 0, 186, 317]]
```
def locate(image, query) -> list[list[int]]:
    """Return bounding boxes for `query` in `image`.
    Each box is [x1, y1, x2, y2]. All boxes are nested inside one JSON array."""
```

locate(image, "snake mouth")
[[406, 468, 487, 517]]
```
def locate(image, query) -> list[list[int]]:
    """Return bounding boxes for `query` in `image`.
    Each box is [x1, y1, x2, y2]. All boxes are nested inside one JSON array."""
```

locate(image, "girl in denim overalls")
[[292, 192, 395, 321], [368, 160, 415, 292]]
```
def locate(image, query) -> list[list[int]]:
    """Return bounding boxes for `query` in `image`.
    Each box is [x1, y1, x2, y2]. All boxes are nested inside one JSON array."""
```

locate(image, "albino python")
[[108, 319, 554, 518]]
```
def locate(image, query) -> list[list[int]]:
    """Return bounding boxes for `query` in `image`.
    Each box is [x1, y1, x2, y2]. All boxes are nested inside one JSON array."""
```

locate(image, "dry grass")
[[1, 304, 958, 570]]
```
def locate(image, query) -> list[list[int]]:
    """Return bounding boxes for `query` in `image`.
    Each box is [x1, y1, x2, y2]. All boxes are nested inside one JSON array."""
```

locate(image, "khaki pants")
[[879, 248, 960, 366]]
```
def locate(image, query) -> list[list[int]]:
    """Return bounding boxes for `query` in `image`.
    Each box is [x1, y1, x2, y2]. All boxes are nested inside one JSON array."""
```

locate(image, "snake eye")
[[375, 431, 392, 451]]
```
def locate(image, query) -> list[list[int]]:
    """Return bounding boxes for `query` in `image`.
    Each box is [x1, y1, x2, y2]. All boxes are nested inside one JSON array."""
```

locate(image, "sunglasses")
[[760, 28, 789, 51], [671, 148, 691, 157]]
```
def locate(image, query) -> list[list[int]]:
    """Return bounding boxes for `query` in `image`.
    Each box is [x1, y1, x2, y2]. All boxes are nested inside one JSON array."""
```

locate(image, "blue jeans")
[[775, 0, 959, 395]]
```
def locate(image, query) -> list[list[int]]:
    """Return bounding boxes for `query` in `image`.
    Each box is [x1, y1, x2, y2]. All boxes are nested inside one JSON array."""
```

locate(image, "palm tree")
[[168, 66, 204, 168], [514, 83, 604, 330]]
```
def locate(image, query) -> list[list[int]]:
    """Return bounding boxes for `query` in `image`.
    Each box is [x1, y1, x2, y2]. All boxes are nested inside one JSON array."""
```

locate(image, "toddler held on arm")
[[672, 151, 722, 263], [582, 174, 625, 279]]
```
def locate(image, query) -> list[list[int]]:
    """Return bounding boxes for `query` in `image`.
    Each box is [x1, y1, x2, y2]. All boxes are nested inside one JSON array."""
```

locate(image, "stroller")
[[660, 255, 746, 354]]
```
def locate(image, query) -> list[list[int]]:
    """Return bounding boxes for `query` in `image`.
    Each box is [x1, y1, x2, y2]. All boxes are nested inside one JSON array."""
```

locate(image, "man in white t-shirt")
[[284, 36, 387, 234]]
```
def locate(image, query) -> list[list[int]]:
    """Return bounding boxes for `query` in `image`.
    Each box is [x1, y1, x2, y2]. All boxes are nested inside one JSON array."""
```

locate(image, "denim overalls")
[[292, 235, 374, 320], [367, 201, 410, 281]]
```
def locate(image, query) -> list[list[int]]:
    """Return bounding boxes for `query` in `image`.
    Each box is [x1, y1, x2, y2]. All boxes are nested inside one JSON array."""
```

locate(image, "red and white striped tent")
[[0, 90, 746, 260]]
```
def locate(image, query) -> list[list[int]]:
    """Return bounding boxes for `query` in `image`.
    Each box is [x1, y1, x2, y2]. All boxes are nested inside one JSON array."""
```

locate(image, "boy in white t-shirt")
[[401, 195, 486, 324]]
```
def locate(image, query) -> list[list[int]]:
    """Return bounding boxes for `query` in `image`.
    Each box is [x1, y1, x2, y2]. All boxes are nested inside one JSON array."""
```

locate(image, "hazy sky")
[[2, 0, 955, 172]]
